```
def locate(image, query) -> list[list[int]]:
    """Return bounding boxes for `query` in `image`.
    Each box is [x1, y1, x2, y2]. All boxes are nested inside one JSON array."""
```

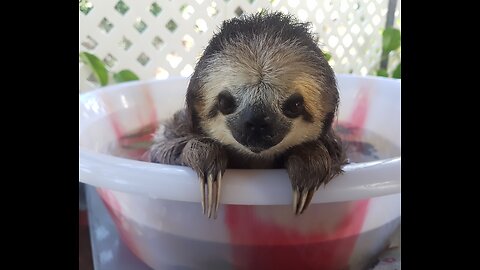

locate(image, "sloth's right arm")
[[149, 109, 227, 218]]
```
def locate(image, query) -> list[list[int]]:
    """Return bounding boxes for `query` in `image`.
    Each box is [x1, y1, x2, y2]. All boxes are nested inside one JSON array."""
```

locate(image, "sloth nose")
[[237, 107, 276, 150], [243, 113, 272, 139], [245, 117, 270, 133]]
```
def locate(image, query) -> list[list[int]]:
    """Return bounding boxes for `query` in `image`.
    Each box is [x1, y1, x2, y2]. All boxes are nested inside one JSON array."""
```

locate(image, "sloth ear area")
[[185, 76, 204, 133]]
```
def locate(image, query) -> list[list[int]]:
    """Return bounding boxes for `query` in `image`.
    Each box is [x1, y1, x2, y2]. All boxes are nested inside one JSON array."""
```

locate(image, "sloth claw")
[[199, 171, 223, 219], [292, 187, 317, 215]]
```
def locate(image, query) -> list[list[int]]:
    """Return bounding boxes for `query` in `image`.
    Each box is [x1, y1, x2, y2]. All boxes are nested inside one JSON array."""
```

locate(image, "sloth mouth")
[[230, 133, 285, 154], [248, 146, 267, 153], [244, 139, 280, 154], [230, 136, 278, 154]]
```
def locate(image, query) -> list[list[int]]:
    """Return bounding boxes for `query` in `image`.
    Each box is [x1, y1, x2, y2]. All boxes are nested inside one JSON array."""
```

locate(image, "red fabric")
[[225, 200, 369, 270], [79, 210, 88, 227], [97, 189, 143, 260]]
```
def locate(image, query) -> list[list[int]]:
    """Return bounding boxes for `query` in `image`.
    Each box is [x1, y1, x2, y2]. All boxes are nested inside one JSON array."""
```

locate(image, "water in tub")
[[97, 121, 400, 270], [107, 122, 400, 164]]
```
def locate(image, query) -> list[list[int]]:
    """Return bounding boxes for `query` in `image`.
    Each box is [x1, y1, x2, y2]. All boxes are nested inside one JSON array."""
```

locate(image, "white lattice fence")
[[389, 1, 400, 75], [79, 0, 401, 92]]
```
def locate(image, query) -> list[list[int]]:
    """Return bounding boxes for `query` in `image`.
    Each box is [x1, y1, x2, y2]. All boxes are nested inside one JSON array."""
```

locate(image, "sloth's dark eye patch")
[[282, 93, 305, 118], [217, 91, 237, 115]]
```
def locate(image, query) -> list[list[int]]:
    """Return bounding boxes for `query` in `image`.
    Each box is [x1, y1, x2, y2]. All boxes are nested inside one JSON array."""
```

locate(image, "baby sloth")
[[150, 12, 346, 218]]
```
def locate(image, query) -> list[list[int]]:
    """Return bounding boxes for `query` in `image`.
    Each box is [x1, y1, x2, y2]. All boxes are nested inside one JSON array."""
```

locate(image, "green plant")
[[79, 51, 139, 86], [324, 52, 332, 62], [376, 27, 401, 79]]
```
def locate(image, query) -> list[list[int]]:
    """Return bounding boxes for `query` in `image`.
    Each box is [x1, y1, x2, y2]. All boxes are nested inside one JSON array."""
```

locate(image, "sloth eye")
[[282, 93, 304, 118], [217, 91, 236, 115]]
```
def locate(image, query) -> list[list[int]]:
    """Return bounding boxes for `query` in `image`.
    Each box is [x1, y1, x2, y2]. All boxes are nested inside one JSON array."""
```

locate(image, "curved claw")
[[293, 188, 317, 215], [297, 190, 308, 214], [207, 174, 214, 218], [200, 177, 206, 215], [299, 189, 315, 214], [199, 172, 223, 219], [215, 171, 222, 218], [292, 189, 299, 213]]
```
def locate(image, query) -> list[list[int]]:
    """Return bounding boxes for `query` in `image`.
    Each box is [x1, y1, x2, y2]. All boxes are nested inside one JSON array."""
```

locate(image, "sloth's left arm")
[[284, 129, 346, 214]]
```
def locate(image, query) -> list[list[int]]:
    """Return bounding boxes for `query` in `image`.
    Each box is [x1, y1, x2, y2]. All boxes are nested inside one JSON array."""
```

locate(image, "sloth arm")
[[149, 109, 197, 165], [285, 129, 347, 214], [286, 129, 346, 187], [149, 109, 227, 174], [149, 109, 226, 218]]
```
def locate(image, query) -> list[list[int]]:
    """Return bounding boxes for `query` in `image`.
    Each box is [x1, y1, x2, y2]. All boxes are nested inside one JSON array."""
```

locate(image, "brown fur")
[[150, 12, 347, 216]]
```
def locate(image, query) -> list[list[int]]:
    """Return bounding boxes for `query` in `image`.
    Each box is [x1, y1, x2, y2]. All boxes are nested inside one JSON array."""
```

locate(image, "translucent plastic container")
[[80, 74, 401, 270]]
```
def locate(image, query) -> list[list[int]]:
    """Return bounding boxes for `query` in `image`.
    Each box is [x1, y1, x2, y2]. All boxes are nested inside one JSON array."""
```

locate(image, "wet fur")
[[150, 12, 347, 215]]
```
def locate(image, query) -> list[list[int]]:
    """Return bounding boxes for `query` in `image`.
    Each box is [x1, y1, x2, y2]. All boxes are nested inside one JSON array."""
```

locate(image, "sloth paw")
[[285, 141, 341, 215], [182, 138, 227, 219]]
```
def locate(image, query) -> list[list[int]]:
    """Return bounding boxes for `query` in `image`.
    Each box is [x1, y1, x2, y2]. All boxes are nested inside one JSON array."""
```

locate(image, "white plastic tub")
[[80, 74, 401, 270]]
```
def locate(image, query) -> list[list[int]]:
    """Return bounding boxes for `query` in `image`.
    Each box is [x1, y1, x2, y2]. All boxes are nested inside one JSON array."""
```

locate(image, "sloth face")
[[215, 86, 293, 154], [187, 12, 339, 157]]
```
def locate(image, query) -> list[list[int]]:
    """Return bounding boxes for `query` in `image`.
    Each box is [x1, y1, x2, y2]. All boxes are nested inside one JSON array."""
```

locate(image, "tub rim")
[[79, 74, 401, 205]]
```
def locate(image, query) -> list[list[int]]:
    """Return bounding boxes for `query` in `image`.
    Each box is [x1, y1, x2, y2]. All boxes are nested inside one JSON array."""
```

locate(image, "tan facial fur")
[[193, 28, 335, 157]]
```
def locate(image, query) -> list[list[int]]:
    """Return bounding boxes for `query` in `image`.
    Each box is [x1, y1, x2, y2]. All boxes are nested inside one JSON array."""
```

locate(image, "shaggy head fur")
[[186, 12, 339, 157]]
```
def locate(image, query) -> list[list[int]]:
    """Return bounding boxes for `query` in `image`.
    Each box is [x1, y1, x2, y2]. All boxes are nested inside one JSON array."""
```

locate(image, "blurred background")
[[79, 0, 401, 93]]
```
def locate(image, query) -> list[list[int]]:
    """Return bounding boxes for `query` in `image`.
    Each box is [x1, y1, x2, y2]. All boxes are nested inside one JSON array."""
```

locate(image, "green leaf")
[[113, 70, 140, 83], [392, 63, 401, 79], [376, 69, 389, 77], [382, 27, 401, 53], [324, 52, 332, 61], [79, 52, 109, 86]]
